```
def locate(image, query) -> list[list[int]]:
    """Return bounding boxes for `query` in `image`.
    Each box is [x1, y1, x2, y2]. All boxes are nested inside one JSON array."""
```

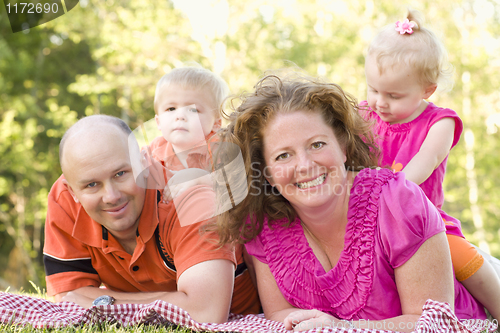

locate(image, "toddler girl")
[[363, 9, 500, 321]]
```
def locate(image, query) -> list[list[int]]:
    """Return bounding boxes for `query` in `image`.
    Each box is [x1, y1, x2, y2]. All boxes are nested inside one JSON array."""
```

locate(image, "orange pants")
[[447, 234, 484, 281]]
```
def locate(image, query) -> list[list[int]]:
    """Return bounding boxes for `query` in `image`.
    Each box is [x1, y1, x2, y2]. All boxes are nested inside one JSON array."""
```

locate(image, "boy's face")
[[155, 84, 221, 150]]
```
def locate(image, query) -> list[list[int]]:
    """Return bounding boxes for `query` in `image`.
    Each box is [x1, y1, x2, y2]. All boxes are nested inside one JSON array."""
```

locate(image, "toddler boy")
[[149, 66, 228, 202]]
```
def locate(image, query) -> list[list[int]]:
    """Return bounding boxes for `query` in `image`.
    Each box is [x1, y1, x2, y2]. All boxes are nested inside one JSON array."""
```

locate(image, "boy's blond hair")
[[366, 9, 453, 91], [154, 66, 229, 117]]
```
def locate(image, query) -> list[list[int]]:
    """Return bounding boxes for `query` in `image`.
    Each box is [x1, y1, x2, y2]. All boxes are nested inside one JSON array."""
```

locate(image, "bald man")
[[43, 115, 259, 323]]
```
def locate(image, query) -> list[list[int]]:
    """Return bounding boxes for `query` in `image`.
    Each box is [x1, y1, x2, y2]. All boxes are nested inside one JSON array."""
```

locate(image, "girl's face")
[[262, 110, 348, 211], [365, 54, 436, 125]]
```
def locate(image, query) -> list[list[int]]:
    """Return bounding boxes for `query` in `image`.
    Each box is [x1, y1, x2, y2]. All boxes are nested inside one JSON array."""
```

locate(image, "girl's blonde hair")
[[215, 72, 379, 245], [367, 9, 453, 90]]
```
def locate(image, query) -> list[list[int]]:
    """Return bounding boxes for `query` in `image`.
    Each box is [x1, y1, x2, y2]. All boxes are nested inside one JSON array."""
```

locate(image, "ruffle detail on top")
[[260, 168, 395, 320]]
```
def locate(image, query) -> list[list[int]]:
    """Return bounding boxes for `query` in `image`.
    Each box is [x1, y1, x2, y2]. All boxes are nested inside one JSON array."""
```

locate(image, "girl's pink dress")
[[366, 102, 464, 238], [245, 168, 486, 320]]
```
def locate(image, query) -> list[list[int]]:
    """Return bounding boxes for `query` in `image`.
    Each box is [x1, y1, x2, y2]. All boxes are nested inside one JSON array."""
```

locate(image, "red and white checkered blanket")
[[0, 292, 496, 332]]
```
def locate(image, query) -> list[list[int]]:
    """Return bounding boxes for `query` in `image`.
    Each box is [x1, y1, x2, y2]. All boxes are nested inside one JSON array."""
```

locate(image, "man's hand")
[[59, 291, 94, 308], [53, 259, 234, 323], [55, 287, 166, 308]]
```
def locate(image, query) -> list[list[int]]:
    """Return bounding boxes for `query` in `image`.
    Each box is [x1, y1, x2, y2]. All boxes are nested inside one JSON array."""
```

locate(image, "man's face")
[[62, 126, 146, 240]]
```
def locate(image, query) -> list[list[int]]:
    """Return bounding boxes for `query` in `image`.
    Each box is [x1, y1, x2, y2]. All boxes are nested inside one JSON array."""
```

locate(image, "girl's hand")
[[284, 309, 348, 331]]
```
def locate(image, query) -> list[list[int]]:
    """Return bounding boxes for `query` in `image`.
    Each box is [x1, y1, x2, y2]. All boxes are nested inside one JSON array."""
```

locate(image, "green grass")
[[1, 284, 195, 333]]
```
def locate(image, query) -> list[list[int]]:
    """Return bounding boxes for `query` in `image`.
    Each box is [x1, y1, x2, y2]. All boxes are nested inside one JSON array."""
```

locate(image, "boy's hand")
[[162, 168, 212, 203], [163, 179, 201, 202], [140, 148, 167, 189]]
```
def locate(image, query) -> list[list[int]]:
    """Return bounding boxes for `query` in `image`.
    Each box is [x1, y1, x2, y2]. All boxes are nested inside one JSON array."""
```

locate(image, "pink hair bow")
[[395, 19, 415, 35]]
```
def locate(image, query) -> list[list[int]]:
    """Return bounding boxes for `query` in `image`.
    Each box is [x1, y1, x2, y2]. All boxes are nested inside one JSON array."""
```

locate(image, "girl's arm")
[[285, 232, 455, 332], [402, 118, 456, 185]]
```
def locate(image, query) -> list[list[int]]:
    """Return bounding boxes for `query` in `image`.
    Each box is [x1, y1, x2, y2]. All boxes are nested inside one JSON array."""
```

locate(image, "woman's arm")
[[252, 255, 300, 323], [395, 231, 454, 314], [402, 118, 455, 185], [285, 232, 455, 332]]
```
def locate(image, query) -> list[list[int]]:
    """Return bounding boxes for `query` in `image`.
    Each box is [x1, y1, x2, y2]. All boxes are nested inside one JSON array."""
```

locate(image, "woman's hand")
[[284, 309, 349, 331]]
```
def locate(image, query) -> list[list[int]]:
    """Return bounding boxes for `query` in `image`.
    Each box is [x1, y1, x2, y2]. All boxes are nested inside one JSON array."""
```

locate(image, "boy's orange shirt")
[[144, 132, 260, 314], [149, 131, 217, 172]]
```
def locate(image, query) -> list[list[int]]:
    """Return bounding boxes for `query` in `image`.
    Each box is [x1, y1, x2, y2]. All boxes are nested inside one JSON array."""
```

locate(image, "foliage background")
[[0, 0, 499, 291]]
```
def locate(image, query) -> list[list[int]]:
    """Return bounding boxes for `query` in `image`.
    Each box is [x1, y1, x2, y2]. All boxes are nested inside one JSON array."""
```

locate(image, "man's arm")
[[55, 178, 236, 323], [59, 258, 234, 323]]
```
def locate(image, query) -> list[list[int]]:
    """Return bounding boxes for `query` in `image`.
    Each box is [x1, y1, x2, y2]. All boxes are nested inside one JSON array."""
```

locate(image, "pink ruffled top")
[[245, 168, 486, 320]]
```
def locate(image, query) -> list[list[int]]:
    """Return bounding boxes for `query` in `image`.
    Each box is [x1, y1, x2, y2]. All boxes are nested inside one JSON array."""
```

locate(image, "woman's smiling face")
[[262, 110, 347, 211]]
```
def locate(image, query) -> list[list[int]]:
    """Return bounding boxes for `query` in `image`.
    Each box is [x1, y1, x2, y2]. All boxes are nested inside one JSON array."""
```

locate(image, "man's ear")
[[423, 84, 438, 99], [62, 178, 79, 203], [212, 118, 222, 132]]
